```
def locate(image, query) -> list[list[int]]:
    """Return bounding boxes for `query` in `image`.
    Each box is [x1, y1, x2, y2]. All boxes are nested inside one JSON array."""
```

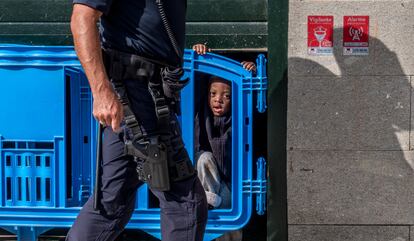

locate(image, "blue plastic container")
[[0, 45, 267, 241]]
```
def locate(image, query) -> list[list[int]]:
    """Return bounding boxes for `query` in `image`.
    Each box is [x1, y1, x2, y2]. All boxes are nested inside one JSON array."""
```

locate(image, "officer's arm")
[[70, 4, 123, 132]]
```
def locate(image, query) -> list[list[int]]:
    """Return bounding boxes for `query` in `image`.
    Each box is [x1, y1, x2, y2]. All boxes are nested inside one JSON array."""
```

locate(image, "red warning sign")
[[308, 16, 334, 55], [343, 16, 369, 55]]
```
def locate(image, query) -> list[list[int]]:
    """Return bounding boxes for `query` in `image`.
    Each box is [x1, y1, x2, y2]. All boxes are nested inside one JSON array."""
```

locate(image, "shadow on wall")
[[287, 27, 414, 226], [289, 26, 412, 166]]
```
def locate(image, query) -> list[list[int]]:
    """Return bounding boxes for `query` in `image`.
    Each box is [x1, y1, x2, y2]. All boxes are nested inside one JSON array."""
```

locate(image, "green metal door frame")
[[267, 0, 289, 240]]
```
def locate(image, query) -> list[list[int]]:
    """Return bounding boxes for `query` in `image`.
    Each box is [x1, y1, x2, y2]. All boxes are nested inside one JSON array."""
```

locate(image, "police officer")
[[67, 0, 208, 240]]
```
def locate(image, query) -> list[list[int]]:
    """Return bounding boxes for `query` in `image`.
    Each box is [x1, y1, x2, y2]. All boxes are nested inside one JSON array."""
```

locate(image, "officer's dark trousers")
[[66, 76, 208, 241]]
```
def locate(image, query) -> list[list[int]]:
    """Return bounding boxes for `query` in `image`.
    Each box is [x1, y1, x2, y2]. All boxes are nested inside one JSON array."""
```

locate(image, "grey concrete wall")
[[412, 227, 414, 240], [287, 0, 414, 240], [289, 225, 410, 241]]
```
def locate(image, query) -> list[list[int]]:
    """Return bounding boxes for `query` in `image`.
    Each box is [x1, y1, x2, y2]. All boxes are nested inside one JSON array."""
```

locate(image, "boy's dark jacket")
[[194, 102, 232, 183]]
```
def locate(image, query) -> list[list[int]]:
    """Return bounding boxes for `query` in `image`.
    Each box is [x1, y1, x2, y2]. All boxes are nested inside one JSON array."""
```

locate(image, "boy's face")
[[208, 81, 231, 117]]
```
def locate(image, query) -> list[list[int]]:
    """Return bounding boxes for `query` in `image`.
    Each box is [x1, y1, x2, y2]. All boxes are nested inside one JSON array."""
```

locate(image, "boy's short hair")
[[208, 76, 231, 89]]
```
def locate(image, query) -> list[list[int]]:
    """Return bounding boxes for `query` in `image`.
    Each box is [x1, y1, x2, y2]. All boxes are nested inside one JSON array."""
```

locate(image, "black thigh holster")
[[102, 48, 194, 191]]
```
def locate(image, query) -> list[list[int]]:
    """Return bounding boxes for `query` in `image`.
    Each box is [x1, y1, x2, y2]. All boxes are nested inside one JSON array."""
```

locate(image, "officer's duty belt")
[[102, 48, 195, 191]]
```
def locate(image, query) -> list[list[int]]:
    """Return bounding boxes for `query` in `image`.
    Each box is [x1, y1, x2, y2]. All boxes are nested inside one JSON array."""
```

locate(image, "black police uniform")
[[66, 0, 208, 240]]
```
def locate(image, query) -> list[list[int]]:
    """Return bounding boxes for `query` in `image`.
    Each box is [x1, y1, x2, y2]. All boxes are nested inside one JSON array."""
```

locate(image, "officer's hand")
[[192, 43, 210, 55], [241, 61, 257, 73], [92, 86, 123, 133]]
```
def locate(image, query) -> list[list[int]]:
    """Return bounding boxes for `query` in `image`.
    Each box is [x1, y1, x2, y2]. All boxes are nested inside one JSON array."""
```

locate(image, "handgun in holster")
[[125, 135, 170, 191]]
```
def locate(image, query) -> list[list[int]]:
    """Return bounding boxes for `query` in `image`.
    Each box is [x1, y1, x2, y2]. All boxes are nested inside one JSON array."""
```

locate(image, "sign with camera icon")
[[307, 15, 334, 55]]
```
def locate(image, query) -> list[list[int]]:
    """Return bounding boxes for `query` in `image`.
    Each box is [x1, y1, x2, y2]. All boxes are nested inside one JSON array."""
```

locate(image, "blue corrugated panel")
[[0, 138, 63, 207]]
